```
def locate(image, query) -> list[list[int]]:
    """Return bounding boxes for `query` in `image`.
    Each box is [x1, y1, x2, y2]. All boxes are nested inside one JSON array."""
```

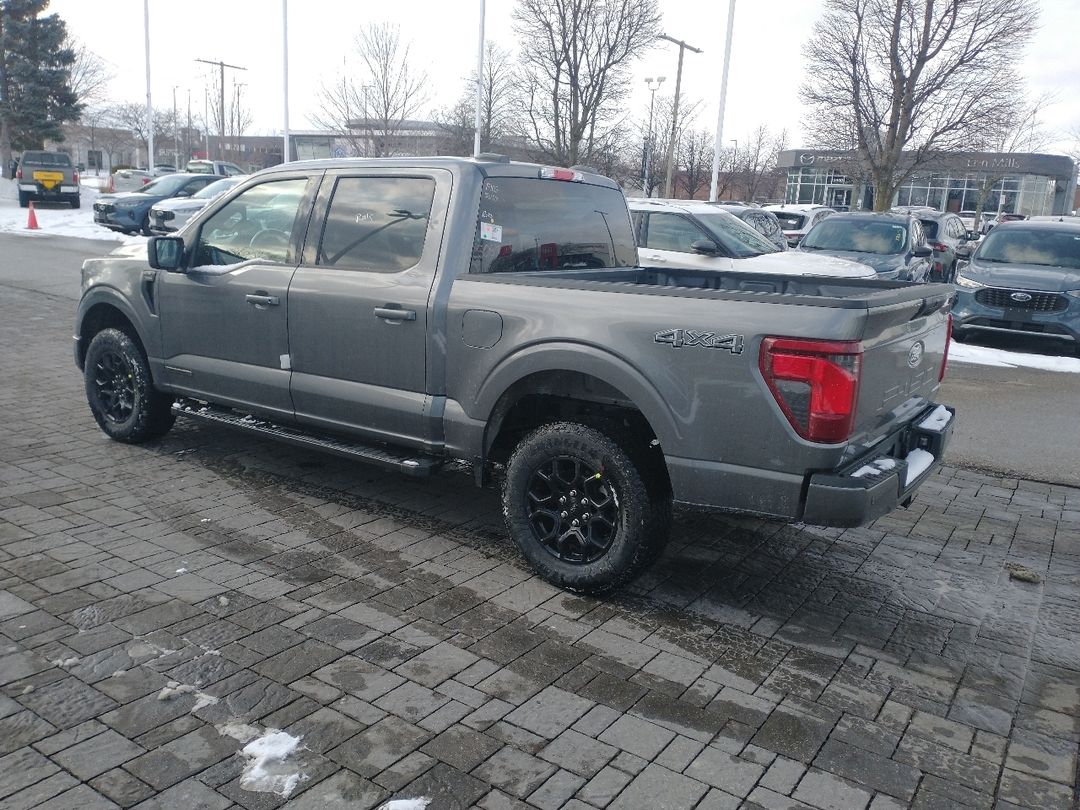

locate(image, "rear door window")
[[317, 176, 436, 272], [471, 178, 636, 273]]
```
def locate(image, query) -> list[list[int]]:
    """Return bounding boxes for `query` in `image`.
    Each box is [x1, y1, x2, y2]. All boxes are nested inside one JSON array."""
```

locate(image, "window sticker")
[[480, 222, 503, 242]]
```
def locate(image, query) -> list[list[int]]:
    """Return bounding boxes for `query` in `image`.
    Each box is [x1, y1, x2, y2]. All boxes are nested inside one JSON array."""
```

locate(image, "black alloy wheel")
[[92, 348, 136, 423], [84, 328, 176, 442], [525, 455, 620, 564]]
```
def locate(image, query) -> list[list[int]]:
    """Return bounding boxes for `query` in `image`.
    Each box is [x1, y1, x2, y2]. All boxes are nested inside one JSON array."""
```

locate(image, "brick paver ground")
[[1, 283, 1078, 809]]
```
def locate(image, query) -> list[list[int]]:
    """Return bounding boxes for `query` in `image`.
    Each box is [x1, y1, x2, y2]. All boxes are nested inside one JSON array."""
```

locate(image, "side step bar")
[[172, 399, 440, 478]]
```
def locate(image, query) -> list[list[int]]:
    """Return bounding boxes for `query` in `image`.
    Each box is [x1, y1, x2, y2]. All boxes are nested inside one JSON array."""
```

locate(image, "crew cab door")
[[287, 168, 450, 448], [634, 211, 734, 270], [157, 174, 317, 418]]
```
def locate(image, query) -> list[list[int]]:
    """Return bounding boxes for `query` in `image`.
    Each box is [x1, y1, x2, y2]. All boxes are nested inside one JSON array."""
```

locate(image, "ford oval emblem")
[[1010, 292, 1033, 302], [907, 342, 924, 368]]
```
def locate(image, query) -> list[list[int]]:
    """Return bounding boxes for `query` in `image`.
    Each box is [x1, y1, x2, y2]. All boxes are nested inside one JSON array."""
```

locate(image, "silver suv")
[[186, 159, 247, 176]]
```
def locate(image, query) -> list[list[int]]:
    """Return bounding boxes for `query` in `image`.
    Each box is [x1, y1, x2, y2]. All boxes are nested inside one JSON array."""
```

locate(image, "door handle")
[[246, 294, 280, 307], [374, 306, 417, 321]]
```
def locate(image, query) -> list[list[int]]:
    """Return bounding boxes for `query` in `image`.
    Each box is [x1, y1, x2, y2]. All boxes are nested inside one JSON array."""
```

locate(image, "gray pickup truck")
[[16, 150, 80, 208], [74, 157, 955, 592]]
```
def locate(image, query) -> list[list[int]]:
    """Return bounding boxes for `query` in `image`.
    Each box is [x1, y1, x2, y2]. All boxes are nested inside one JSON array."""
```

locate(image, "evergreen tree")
[[0, 0, 81, 171]]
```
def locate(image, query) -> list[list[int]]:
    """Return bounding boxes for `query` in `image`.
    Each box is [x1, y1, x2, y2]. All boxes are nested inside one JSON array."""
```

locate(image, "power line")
[[195, 58, 247, 161]]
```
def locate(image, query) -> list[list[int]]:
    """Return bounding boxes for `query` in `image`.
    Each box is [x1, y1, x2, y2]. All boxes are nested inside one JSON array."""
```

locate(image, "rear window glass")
[[919, 219, 939, 239], [318, 176, 436, 272], [471, 178, 637, 273], [801, 219, 908, 255], [976, 228, 1080, 269], [772, 212, 806, 230], [21, 152, 71, 167]]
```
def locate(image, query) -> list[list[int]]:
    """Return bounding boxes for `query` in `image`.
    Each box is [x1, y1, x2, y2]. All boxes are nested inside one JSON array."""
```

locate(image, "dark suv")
[[894, 208, 974, 282], [15, 150, 80, 208], [796, 211, 933, 282]]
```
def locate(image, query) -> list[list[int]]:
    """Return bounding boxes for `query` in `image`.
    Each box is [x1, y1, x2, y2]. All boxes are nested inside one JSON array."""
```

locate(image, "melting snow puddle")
[[237, 729, 308, 798], [378, 800, 433, 810]]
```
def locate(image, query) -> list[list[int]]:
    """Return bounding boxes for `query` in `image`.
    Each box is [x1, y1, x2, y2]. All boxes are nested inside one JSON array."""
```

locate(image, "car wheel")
[[84, 328, 175, 443], [70, 196, 81, 209], [18, 191, 28, 208], [140, 215, 152, 236], [502, 421, 672, 593]]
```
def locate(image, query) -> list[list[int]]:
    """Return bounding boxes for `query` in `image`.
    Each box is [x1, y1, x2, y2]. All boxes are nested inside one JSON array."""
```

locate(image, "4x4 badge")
[[655, 329, 744, 354]]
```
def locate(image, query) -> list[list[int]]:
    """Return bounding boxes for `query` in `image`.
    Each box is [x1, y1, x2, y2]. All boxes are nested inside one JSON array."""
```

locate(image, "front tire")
[[502, 422, 671, 594], [84, 328, 175, 442]]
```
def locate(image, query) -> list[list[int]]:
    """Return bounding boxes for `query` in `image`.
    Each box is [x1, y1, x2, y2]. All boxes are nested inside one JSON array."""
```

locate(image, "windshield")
[[22, 152, 72, 167], [801, 219, 908, 255], [194, 177, 241, 199], [975, 227, 1080, 269], [772, 212, 807, 230], [693, 211, 779, 257], [138, 175, 191, 196]]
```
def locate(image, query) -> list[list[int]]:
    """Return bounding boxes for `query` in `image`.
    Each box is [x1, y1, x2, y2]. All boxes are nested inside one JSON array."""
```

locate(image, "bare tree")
[[65, 37, 113, 108], [677, 129, 713, 199], [970, 95, 1053, 224], [311, 23, 429, 157], [629, 95, 699, 197], [738, 125, 788, 202], [432, 94, 474, 156], [802, 0, 1038, 211], [512, 0, 661, 166], [434, 43, 515, 156], [105, 102, 174, 166]]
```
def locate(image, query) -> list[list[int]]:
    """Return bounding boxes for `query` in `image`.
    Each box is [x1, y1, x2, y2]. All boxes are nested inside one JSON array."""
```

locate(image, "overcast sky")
[[50, 0, 1079, 154]]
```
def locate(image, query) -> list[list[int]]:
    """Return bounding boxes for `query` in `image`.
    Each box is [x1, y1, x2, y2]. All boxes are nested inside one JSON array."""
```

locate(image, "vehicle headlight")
[[954, 273, 984, 289], [1066, 289, 1080, 299]]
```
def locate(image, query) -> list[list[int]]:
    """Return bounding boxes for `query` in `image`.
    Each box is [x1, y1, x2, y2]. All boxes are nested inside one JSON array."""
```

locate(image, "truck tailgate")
[[852, 288, 953, 446]]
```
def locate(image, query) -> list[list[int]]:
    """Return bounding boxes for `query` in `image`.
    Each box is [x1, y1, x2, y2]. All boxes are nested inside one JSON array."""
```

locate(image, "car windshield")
[[194, 177, 241, 199], [772, 212, 807, 230], [975, 227, 1080, 269], [692, 211, 779, 257], [138, 175, 192, 196], [801, 219, 908, 255]]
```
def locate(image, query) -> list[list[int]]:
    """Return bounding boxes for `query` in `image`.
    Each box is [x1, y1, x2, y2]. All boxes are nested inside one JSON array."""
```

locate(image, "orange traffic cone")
[[26, 201, 40, 230]]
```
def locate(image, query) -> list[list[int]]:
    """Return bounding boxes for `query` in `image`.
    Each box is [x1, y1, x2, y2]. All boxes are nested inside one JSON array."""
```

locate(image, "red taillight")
[[929, 242, 947, 252], [940, 314, 952, 382], [15, 167, 22, 180], [73, 170, 79, 183], [759, 337, 863, 443], [539, 167, 582, 182], [142, 177, 151, 185]]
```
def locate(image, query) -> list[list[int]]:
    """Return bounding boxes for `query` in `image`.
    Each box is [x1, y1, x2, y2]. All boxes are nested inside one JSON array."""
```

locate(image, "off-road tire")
[[502, 421, 672, 594], [70, 196, 81, 209], [84, 328, 175, 442]]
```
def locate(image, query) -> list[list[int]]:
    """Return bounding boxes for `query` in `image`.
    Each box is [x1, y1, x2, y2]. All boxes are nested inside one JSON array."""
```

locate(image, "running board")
[[172, 399, 440, 478]]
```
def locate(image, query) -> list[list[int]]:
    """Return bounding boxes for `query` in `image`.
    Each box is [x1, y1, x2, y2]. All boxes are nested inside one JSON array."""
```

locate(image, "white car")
[[148, 176, 244, 235], [627, 199, 876, 278], [762, 203, 836, 247]]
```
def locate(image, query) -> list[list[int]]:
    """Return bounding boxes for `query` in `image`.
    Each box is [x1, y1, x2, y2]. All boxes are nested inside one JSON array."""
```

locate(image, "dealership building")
[[777, 150, 1077, 216]]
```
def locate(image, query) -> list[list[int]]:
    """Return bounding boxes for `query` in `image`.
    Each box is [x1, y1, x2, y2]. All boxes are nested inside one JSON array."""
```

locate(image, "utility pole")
[[195, 58, 246, 161], [660, 33, 702, 199], [642, 76, 665, 196], [143, 0, 154, 170], [172, 86, 179, 170], [186, 88, 192, 165], [282, 0, 290, 164], [472, 0, 486, 157]]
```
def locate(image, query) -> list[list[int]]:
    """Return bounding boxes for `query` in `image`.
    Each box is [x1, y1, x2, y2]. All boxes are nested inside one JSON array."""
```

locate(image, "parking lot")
[[1, 235, 1079, 809]]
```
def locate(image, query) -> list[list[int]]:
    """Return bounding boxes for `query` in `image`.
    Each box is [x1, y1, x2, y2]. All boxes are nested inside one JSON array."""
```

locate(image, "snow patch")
[[217, 721, 262, 742], [238, 730, 307, 798], [175, 567, 188, 574], [918, 404, 952, 431], [156, 680, 219, 711], [904, 448, 935, 485], [217, 595, 230, 607], [0, 184, 145, 243], [378, 800, 433, 810], [950, 342, 1080, 373], [50, 656, 80, 667]]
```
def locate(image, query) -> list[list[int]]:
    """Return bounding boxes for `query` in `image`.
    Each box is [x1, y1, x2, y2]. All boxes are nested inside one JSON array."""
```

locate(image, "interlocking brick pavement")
[[1, 282, 1079, 809]]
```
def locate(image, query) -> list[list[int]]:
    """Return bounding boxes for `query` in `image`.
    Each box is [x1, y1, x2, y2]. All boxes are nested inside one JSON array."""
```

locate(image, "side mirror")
[[148, 236, 185, 271], [913, 245, 932, 258], [175, 190, 192, 198], [690, 239, 720, 256]]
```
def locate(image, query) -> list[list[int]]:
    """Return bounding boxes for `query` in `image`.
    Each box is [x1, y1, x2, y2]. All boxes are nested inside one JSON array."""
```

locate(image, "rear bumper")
[[667, 403, 955, 528], [802, 404, 955, 527]]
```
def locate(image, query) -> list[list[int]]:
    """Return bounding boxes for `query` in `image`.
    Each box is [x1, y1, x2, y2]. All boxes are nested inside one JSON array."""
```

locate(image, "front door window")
[[194, 178, 308, 266]]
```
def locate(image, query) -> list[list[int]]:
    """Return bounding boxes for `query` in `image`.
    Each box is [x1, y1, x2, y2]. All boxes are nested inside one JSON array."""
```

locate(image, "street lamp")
[[642, 76, 665, 197]]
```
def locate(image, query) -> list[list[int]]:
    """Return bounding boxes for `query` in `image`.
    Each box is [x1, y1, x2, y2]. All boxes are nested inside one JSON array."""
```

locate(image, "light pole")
[[143, 0, 153, 170], [282, 0, 290, 164], [642, 76, 665, 196], [172, 86, 180, 170], [659, 33, 702, 199], [473, 0, 486, 157], [709, 0, 737, 202]]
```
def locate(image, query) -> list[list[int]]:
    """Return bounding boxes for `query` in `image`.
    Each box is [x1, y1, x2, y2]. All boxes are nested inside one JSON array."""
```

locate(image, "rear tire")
[[18, 191, 28, 208], [502, 421, 672, 594], [70, 196, 81, 209], [84, 328, 175, 443]]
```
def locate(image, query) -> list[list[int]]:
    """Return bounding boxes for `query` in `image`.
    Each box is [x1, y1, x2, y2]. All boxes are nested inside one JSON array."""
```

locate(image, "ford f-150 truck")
[[74, 157, 955, 592]]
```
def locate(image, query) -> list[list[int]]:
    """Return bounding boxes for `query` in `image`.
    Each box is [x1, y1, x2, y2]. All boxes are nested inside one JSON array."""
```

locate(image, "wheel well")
[[485, 371, 668, 487], [77, 304, 140, 368]]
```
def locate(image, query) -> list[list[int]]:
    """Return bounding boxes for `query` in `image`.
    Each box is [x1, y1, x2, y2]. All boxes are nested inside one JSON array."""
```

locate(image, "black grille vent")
[[975, 288, 1067, 312]]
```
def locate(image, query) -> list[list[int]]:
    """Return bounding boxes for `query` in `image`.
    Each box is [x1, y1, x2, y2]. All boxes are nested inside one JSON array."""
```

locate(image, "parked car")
[[762, 204, 835, 246], [186, 159, 246, 176], [152, 164, 179, 176], [958, 210, 979, 231], [94, 173, 223, 235], [896, 209, 973, 282], [15, 150, 80, 208], [628, 199, 875, 277], [149, 176, 244, 235], [796, 212, 934, 282], [952, 220, 1080, 353], [708, 202, 788, 251], [75, 157, 954, 592], [109, 168, 153, 193]]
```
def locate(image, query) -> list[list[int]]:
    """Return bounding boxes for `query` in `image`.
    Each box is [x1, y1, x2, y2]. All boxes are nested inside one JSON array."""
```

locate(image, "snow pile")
[[0, 185, 144, 244], [851, 458, 899, 479], [238, 730, 307, 798], [0, 177, 17, 201], [904, 448, 935, 485], [918, 404, 952, 431], [378, 801, 433, 810], [950, 342, 1080, 373]]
